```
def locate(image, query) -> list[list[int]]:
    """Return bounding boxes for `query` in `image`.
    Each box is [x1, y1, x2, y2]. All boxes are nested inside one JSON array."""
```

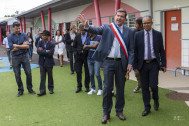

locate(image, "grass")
[[0, 65, 188, 126]]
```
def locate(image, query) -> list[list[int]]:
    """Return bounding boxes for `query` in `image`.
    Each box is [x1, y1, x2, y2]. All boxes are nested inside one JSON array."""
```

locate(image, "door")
[[165, 10, 181, 69]]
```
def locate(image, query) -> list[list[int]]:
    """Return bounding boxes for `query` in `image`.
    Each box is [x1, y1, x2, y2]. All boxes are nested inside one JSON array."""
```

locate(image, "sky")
[[0, 0, 52, 18]]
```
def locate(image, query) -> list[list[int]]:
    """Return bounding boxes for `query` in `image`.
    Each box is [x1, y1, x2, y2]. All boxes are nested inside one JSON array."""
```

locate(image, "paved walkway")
[[129, 70, 189, 106]]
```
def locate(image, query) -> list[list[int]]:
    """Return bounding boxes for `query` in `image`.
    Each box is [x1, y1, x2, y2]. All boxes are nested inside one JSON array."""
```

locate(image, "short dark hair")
[[115, 8, 127, 18], [13, 22, 20, 27], [79, 23, 84, 30], [55, 30, 62, 35], [143, 16, 153, 22], [135, 17, 143, 26], [70, 25, 76, 30]]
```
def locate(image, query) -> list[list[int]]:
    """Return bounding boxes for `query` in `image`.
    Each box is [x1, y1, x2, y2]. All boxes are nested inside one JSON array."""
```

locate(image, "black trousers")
[[68, 50, 74, 72], [39, 65, 54, 93], [12, 53, 33, 92], [102, 59, 126, 115], [139, 60, 159, 110], [74, 53, 90, 89]]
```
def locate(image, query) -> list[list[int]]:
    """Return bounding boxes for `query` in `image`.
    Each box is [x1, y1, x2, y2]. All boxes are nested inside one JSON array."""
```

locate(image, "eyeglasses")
[[143, 22, 152, 25]]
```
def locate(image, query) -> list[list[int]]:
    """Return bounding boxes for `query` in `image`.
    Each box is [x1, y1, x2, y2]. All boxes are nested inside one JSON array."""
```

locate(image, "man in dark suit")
[[73, 24, 90, 93], [65, 25, 77, 74], [37, 30, 55, 96], [78, 9, 134, 124], [134, 16, 166, 116]]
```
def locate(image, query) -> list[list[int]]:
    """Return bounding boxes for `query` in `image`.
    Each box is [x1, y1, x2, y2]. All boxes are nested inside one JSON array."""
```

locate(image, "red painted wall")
[[79, 0, 140, 25]]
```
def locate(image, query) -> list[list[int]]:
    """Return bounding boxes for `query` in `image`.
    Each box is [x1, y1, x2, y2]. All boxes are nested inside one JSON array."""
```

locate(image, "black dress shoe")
[[154, 100, 159, 111], [116, 112, 126, 120], [28, 90, 36, 94], [142, 109, 150, 116], [37, 92, 46, 96], [101, 115, 110, 124], [70, 71, 74, 75], [85, 88, 90, 92], [16, 92, 23, 97], [49, 90, 54, 94], [75, 88, 81, 93]]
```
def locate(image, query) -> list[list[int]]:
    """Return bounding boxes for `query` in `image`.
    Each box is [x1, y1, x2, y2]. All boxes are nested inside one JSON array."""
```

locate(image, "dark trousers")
[[12, 53, 33, 92], [139, 60, 159, 110], [102, 59, 126, 115], [68, 50, 74, 72], [39, 65, 54, 93], [74, 53, 90, 89]]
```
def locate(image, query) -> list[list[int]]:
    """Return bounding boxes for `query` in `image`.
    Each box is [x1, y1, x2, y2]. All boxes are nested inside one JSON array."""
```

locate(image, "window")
[[88, 19, 92, 25], [128, 13, 135, 28]]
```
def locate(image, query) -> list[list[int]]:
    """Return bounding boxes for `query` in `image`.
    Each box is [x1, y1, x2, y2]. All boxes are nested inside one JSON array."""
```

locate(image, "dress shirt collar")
[[144, 29, 152, 35]]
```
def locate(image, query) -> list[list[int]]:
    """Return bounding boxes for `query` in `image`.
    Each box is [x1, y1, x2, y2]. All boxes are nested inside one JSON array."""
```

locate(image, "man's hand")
[[38, 47, 43, 51], [46, 50, 50, 53], [160, 67, 166, 73], [23, 41, 29, 45], [77, 14, 89, 28], [134, 69, 139, 73], [13, 44, 17, 48], [127, 64, 132, 72], [83, 45, 88, 50], [11, 48, 19, 52]]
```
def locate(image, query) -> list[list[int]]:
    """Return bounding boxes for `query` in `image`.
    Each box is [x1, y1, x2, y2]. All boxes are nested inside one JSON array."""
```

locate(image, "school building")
[[0, 0, 189, 73]]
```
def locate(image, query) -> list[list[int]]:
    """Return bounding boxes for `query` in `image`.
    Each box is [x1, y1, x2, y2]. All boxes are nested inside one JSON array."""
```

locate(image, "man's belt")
[[106, 57, 121, 61], [144, 59, 156, 64]]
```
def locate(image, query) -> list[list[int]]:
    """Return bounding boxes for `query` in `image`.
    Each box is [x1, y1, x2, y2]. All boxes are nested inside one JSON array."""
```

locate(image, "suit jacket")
[[86, 23, 134, 71], [37, 40, 55, 67], [64, 32, 77, 51], [133, 29, 166, 70], [73, 32, 90, 60]]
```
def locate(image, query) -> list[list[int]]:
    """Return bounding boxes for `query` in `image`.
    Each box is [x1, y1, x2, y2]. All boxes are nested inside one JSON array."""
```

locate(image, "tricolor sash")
[[110, 22, 128, 59]]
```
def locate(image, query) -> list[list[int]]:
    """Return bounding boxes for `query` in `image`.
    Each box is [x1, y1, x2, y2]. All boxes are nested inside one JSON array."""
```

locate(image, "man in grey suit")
[[78, 9, 134, 124]]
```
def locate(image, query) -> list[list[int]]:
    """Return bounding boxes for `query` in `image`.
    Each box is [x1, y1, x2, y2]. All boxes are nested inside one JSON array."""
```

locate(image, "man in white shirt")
[[3, 31, 12, 69]]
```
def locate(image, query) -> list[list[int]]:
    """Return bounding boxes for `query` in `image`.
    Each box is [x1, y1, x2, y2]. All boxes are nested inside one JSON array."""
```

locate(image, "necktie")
[[114, 38, 119, 57], [147, 32, 152, 60]]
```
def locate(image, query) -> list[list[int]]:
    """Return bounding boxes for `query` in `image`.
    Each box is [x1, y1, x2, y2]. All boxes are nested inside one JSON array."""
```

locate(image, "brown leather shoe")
[[116, 112, 126, 120], [101, 115, 110, 124]]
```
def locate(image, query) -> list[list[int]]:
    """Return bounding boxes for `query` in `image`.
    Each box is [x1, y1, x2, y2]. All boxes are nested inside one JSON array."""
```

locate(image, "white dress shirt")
[[3, 37, 9, 48], [107, 24, 123, 58], [70, 31, 76, 46], [144, 29, 156, 60]]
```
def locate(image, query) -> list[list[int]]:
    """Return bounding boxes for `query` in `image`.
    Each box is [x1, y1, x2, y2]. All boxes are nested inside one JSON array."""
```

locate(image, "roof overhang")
[[15, 0, 93, 19]]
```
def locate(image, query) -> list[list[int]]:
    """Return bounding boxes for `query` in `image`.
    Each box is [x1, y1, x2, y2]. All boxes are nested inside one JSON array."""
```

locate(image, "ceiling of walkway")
[[16, 0, 93, 19]]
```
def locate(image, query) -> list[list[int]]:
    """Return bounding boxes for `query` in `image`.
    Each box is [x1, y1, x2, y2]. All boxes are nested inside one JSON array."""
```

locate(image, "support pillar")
[[19, 18, 23, 32], [41, 11, 46, 30], [23, 17, 26, 33], [7, 25, 10, 32], [94, 0, 102, 26], [115, 0, 121, 12], [0, 25, 2, 45], [6, 23, 8, 31], [48, 8, 52, 41]]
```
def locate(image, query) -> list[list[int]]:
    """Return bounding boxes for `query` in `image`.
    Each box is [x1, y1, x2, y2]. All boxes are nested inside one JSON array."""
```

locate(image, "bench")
[[175, 66, 189, 77]]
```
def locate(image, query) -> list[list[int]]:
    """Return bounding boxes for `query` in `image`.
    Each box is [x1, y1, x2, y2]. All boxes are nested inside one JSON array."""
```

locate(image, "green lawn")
[[0, 65, 188, 126]]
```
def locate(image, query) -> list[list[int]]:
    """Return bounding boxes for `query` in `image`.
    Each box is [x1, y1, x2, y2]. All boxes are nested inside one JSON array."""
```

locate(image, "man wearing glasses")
[[8, 22, 36, 97], [134, 16, 166, 116]]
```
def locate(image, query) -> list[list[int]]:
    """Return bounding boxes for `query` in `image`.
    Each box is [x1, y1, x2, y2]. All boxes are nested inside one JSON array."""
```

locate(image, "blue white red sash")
[[110, 22, 128, 59]]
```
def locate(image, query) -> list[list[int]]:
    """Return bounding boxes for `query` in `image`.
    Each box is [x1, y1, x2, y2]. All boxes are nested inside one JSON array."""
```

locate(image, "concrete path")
[[129, 70, 189, 106]]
